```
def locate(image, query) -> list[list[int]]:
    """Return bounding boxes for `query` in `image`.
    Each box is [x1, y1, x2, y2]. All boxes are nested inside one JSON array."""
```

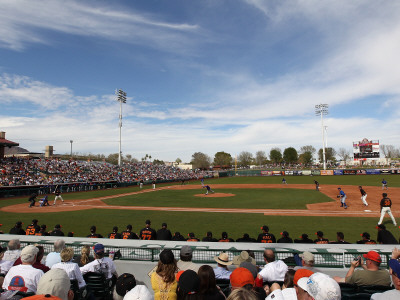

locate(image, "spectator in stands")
[[357, 232, 377, 244], [114, 273, 146, 300], [230, 267, 255, 290], [376, 224, 398, 244], [80, 243, 117, 279], [257, 249, 288, 283], [3, 239, 21, 263], [294, 251, 320, 272], [156, 222, 172, 241], [187, 232, 200, 242], [202, 231, 218, 242], [9, 221, 25, 235], [236, 233, 256, 243], [172, 232, 186, 241], [177, 269, 201, 299], [45, 239, 65, 268], [257, 225, 276, 243], [371, 247, 400, 299], [151, 249, 178, 300], [108, 226, 122, 239], [227, 288, 258, 300], [264, 269, 297, 300], [219, 232, 234, 242], [26, 219, 40, 235], [49, 224, 64, 236], [314, 231, 329, 244], [139, 220, 156, 240], [2, 245, 44, 293], [294, 233, 313, 244], [277, 231, 293, 243], [0, 246, 14, 275], [198, 265, 225, 300], [296, 272, 340, 300], [35, 268, 74, 300], [87, 225, 103, 238], [333, 250, 391, 286], [73, 245, 93, 267], [51, 247, 86, 288], [13, 245, 50, 273], [35, 224, 49, 236], [232, 251, 256, 267], [213, 252, 233, 280], [177, 245, 200, 272], [122, 224, 139, 240], [122, 274, 153, 300], [330, 231, 350, 244]]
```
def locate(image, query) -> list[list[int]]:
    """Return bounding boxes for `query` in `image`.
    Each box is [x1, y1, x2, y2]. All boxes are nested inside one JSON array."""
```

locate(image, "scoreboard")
[[353, 138, 380, 160]]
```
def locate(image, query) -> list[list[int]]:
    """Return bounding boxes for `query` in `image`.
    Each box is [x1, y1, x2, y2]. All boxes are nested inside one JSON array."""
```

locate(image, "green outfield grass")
[[0, 174, 399, 243]]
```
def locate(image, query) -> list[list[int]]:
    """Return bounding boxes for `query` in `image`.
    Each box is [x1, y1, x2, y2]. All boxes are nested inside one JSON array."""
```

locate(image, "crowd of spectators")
[[1, 238, 400, 300], [0, 157, 211, 187]]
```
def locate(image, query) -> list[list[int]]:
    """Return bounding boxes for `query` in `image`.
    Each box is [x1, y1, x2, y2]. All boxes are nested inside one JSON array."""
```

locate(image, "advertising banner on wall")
[[273, 171, 283, 176], [302, 170, 312, 175], [380, 169, 391, 174], [343, 170, 357, 175], [311, 170, 321, 175], [293, 171, 303, 176], [356, 170, 367, 175], [366, 169, 380, 175], [284, 170, 294, 175], [260, 171, 272, 176], [334, 170, 344, 175], [320, 170, 334, 176]]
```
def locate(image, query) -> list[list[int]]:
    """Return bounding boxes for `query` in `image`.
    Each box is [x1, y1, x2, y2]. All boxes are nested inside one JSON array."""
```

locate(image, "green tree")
[[175, 158, 182, 165], [269, 148, 282, 164], [191, 152, 211, 169], [106, 153, 119, 165], [255, 151, 267, 166], [298, 151, 313, 166], [237, 151, 254, 167], [283, 147, 298, 164], [213, 151, 232, 168], [153, 159, 165, 165], [318, 147, 337, 164], [299, 145, 316, 155]]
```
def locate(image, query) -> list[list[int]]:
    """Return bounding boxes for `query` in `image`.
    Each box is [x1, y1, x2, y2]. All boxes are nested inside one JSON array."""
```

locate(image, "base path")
[[2, 184, 399, 217]]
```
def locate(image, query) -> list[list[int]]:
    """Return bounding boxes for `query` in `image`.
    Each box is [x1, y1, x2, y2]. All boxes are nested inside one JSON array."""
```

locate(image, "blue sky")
[[1, 0, 399, 162]]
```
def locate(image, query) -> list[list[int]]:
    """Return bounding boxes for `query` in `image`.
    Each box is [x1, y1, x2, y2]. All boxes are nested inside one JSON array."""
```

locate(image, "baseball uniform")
[[338, 189, 347, 208], [382, 179, 388, 190], [359, 187, 368, 206], [53, 189, 64, 205], [378, 195, 397, 226]]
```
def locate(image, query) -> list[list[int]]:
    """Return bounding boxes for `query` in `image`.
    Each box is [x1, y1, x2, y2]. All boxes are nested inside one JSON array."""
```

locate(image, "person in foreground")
[[151, 249, 178, 300], [296, 272, 341, 300], [371, 247, 400, 299]]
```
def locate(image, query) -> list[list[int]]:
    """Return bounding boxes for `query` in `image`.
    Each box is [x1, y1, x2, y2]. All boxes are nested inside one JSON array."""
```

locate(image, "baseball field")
[[1, 174, 400, 243]]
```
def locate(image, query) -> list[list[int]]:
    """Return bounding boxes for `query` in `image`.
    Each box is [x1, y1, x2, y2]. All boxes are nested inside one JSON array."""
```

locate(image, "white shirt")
[[2, 264, 44, 293], [52, 261, 86, 288], [371, 289, 400, 300], [0, 259, 15, 274], [258, 260, 288, 282], [45, 252, 61, 268], [3, 250, 21, 263], [80, 257, 116, 279]]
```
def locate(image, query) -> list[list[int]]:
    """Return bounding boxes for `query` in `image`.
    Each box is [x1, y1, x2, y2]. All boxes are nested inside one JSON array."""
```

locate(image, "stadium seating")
[[83, 272, 113, 300]]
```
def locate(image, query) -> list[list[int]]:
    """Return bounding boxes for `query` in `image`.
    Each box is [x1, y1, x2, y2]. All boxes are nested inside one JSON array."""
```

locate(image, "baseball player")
[[378, 192, 397, 226], [382, 179, 388, 190], [53, 187, 64, 205], [152, 179, 156, 189], [282, 178, 287, 184], [359, 186, 368, 206], [201, 178, 205, 186], [337, 187, 348, 209], [202, 185, 214, 195], [139, 179, 144, 189], [28, 193, 37, 208], [314, 180, 319, 191]]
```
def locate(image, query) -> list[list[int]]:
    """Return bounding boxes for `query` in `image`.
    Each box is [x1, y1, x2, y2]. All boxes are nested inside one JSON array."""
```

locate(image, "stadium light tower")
[[116, 89, 127, 167], [315, 104, 328, 170], [70, 140, 73, 157]]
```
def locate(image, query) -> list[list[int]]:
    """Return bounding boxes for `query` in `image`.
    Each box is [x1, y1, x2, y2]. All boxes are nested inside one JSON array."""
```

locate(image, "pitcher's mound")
[[195, 193, 235, 197]]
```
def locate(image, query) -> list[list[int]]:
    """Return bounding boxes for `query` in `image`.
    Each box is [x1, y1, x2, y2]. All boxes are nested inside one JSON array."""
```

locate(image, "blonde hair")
[[60, 247, 74, 262], [227, 288, 258, 300], [80, 245, 91, 266]]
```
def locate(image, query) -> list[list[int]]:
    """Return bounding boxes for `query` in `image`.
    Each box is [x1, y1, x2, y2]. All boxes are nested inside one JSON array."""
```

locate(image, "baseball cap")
[[16, 221, 22, 226], [93, 243, 105, 254], [281, 231, 289, 237], [0, 246, 6, 253], [41, 224, 47, 229], [301, 233, 309, 239], [361, 232, 370, 239], [113, 226, 118, 232], [55, 224, 61, 229], [32, 219, 38, 223], [376, 224, 386, 230], [159, 249, 174, 264], [176, 270, 185, 281], [338, 187, 341, 190], [363, 251, 382, 263], [21, 245, 39, 262], [188, 232, 195, 238], [300, 273, 341, 300], [36, 269, 71, 300], [124, 285, 153, 300], [162, 222, 167, 227], [316, 231, 323, 236], [389, 259, 400, 277], [294, 269, 314, 285], [145, 219, 151, 225], [233, 251, 256, 266], [261, 225, 269, 231], [299, 251, 314, 262], [127, 224, 132, 230], [115, 273, 136, 296], [180, 245, 193, 257], [230, 267, 254, 288], [179, 270, 200, 294], [90, 225, 96, 231]]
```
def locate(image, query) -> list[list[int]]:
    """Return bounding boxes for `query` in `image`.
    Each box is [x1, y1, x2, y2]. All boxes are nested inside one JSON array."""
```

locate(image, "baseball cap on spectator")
[[180, 245, 193, 257], [361, 232, 370, 239], [239, 262, 258, 279], [93, 244, 105, 254], [115, 273, 136, 296], [145, 220, 151, 225], [293, 269, 314, 285], [36, 269, 71, 300], [230, 268, 255, 288], [124, 285, 153, 300], [23, 296, 62, 300], [363, 251, 382, 263], [389, 259, 400, 277], [179, 270, 200, 294], [298, 273, 341, 300], [159, 249, 174, 264], [233, 251, 256, 266], [261, 225, 269, 231], [214, 252, 233, 266], [21, 245, 39, 262], [299, 251, 314, 263], [176, 270, 185, 281]]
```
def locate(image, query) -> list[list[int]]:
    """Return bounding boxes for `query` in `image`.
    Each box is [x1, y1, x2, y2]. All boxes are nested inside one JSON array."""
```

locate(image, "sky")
[[1, 0, 400, 163]]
